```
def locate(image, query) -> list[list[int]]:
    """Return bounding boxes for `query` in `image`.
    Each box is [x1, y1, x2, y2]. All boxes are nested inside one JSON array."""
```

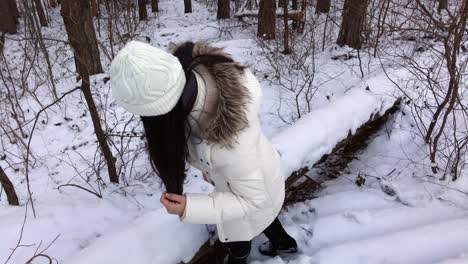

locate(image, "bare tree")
[[104, 0, 115, 58], [61, 0, 103, 75], [151, 0, 159, 12], [337, 0, 369, 49], [383, 0, 468, 179], [282, 0, 292, 54], [184, 0, 192, 13], [90, 0, 99, 17], [49, 0, 57, 8], [1, 0, 18, 34], [291, 0, 298, 29], [217, 0, 230, 19], [258, 0, 276, 39], [416, 0, 468, 175], [0, 166, 19, 206], [33, 0, 48, 27], [316, 0, 330, 14], [438, 0, 448, 13], [61, 0, 118, 183], [139, 0, 148, 21]]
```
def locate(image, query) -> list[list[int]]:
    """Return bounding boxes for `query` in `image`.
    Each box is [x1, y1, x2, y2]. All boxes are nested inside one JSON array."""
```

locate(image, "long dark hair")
[[141, 42, 236, 194], [141, 42, 196, 195]]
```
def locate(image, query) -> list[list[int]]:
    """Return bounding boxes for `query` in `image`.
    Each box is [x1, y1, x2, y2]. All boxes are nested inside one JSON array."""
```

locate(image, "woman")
[[110, 41, 297, 264]]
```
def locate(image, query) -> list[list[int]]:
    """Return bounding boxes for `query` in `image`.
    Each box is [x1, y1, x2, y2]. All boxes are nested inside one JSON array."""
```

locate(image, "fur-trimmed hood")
[[174, 42, 252, 147]]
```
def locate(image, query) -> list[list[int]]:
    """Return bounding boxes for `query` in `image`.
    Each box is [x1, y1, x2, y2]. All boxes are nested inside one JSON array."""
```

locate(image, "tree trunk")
[[61, 0, 103, 75], [291, 0, 298, 29], [217, 0, 230, 19], [257, 0, 276, 39], [81, 72, 119, 183], [282, 0, 292, 54], [0, 0, 18, 33], [151, 0, 159, 12], [90, 0, 99, 17], [184, 0, 192, 13], [0, 166, 19, 206], [0, 33, 4, 53], [49, 0, 57, 8], [336, 0, 368, 49], [138, 0, 148, 20], [9, 0, 20, 21], [61, 0, 117, 183], [438, 0, 448, 13], [104, 0, 114, 58], [234, 0, 241, 11], [33, 0, 48, 27], [316, 0, 330, 13]]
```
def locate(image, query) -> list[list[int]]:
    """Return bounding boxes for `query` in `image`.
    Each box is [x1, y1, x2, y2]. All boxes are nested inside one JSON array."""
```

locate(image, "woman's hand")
[[160, 192, 186, 217]]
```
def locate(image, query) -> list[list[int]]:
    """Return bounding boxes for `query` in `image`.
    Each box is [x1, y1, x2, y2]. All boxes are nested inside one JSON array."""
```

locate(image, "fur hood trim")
[[178, 42, 251, 147]]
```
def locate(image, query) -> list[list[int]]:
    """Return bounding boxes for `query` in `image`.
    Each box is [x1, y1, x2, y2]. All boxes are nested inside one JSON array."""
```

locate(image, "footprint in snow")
[[342, 210, 372, 224], [291, 207, 318, 225]]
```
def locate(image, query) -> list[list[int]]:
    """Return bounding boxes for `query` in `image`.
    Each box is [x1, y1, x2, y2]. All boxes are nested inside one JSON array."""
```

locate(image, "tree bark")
[[61, 0, 103, 75], [257, 0, 276, 39], [104, 0, 114, 58], [0, 33, 4, 53], [90, 0, 99, 17], [336, 0, 368, 49], [61, 0, 117, 183], [184, 0, 192, 13], [138, 0, 148, 20], [33, 0, 48, 27], [9, 0, 20, 21], [282, 0, 292, 54], [291, 0, 298, 29], [438, 0, 448, 13], [80, 72, 119, 183], [49, 0, 57, 8], [0, 0, 18, 34], [151, 0, 159, 12], [316, 0, 331, 14], [217, 0, 230, 19], [0, 166, 19, 206]]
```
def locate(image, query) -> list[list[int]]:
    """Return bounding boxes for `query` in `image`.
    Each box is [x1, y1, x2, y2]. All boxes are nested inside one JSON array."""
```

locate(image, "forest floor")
[[1, 0, 468, 263]]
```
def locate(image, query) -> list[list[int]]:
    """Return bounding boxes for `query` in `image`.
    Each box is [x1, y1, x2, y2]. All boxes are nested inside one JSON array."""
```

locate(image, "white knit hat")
[[110, 41, 186, 116]]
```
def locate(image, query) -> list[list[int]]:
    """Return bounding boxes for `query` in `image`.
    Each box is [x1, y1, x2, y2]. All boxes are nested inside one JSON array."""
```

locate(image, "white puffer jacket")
[[180, 45, 285, 243]]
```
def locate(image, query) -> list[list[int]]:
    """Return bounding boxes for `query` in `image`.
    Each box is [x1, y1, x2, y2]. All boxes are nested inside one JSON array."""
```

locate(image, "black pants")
[[223, 218, 296, 264]]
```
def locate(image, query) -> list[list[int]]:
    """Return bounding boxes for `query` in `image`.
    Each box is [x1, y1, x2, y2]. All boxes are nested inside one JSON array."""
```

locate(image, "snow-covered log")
[[273, 88, 399, 183], [284, 98, 401, 205]]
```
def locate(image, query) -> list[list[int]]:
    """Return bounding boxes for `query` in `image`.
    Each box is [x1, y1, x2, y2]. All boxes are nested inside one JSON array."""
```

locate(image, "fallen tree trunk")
[[236, 10, 304, 21], [185, 98, 401, 264], [284, 98, 401, 205]]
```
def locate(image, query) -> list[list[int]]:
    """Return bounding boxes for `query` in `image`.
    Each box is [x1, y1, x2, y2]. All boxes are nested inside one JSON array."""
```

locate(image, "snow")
[[272, 86, 394, 177], [1, 0, 468, 263], [67, 210, 208, 264]]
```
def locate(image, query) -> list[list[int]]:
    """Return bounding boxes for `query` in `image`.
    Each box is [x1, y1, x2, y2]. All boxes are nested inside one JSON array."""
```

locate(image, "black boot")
[[259, 218, 298, 257], [224, 240, 251, 264], [227, 254, 248, 264], [258, 240, 298, 257]]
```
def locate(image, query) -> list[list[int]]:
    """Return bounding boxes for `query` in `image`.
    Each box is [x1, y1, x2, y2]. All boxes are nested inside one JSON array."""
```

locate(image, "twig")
[[25, 254, 52, 264], [25, 87, 81, 217], [3, 201, 28, 264], [57, 184, 103, 198], [416, 177, 468, 196]]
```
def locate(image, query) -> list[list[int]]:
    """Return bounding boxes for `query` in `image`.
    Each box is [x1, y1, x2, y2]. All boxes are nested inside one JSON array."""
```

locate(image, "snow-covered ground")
[[1, 0, 468, 264]]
